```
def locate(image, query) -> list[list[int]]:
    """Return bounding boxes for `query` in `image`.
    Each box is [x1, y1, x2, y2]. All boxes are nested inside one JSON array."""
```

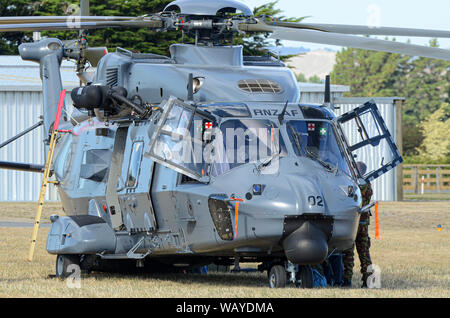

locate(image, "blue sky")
[[242, 0, 450, 51]]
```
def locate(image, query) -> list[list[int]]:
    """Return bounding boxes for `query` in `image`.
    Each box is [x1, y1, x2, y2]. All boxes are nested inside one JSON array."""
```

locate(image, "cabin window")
[[79, 148, 112, 182], [126, 141, 144, 188]]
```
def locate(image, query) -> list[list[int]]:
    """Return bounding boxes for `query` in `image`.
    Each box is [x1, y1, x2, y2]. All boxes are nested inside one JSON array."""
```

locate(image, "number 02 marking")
[[308, 196, 324, 207]]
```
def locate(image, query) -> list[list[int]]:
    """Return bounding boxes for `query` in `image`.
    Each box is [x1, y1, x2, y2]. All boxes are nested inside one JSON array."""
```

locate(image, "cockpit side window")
[[147, 98, 215, 182], [336, 101, 403, 183]]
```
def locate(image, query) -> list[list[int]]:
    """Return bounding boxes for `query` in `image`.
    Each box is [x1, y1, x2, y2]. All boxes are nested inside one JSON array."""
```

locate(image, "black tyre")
[[297, 265, 314, 288], [268, 265, 287, 288], [56, 254, 80, 279]]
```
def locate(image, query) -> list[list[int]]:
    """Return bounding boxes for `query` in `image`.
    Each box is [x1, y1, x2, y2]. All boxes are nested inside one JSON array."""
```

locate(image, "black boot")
[[341, 278, 352, 288], [361, 274, 369, 288]]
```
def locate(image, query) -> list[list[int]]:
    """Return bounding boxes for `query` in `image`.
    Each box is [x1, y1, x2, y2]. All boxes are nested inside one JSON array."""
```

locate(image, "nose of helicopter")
[[277, 164, 346, 264], [282, 219, 329, 265]]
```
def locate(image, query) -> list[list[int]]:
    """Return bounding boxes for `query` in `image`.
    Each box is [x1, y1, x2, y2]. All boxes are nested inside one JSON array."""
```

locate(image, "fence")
[[403, 164, 450, 193]]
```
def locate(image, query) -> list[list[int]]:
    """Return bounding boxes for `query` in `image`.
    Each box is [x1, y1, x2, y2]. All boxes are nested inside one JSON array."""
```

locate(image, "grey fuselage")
[[50, 44, 361, 264]]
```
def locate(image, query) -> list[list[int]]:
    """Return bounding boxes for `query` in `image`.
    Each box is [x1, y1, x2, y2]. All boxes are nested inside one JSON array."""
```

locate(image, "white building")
[[298, 82, 350, 104], [0, 56, 78, 201]]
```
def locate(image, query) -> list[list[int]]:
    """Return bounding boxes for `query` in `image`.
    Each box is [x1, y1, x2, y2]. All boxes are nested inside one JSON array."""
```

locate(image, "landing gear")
[[266, 262, 314, 288], [296, 265, 314, 288], [268, 265, 287, 288], [55, 254, 80, 279]]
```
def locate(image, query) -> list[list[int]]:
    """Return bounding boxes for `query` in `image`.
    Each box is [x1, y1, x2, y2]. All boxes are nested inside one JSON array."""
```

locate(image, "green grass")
[[404, 192, 450, 201], [0, 201, 449, 298]]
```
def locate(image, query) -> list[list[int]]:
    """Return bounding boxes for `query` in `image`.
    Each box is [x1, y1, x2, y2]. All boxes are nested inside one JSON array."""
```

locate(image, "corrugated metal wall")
[[333, 97, 402, 201], [0, 56, 79, 201], [0, 88, 74, 201], [300, 91, 345, 104], [298, 82, 349, 104]]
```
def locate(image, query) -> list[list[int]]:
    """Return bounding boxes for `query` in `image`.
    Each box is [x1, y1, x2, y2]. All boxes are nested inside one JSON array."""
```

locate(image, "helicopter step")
[[98, 237, 151, 260]]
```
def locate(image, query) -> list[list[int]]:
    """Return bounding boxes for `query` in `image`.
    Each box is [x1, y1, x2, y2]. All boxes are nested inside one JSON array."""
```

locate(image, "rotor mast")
[[80, 0, 89, 36], [80, 0, 90, 17]]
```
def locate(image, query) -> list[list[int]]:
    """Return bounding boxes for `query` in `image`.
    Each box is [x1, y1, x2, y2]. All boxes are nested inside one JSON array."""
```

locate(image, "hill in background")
[[285, 50, 337, 81]]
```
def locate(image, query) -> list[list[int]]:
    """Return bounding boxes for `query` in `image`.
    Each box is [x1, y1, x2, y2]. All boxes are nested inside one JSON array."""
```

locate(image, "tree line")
[[331, 39, 450, 163]]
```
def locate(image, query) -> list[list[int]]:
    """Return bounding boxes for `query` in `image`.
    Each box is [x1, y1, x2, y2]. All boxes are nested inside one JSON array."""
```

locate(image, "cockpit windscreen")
[[286, 120, 351, 176]]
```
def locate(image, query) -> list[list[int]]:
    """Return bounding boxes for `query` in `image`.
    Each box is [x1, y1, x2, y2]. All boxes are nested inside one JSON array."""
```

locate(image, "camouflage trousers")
[[342, 223, 372, 283]]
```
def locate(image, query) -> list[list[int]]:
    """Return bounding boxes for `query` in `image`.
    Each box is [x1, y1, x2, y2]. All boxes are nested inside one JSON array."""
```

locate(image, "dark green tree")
[[0, 0, 40, 54], [331, 41, 408, 97], [295, 73, 307, 82], [30, 0, 180, 56], [308, 75, 322, 84], [1, 0, 305, 56], [395, 39, 450, 125]]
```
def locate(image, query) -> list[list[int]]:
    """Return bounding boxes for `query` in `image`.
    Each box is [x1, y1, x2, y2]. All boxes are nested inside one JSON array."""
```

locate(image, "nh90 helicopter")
[[1, 0, 449, 288]]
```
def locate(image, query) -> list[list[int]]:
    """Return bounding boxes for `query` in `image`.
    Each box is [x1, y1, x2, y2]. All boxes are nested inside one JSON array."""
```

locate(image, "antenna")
[[324, 74, 335, 110], [187, 73, 194, 101], [278, 100, 289, 125], [80, 0, 89, 36], [324, 75, 331, 104]]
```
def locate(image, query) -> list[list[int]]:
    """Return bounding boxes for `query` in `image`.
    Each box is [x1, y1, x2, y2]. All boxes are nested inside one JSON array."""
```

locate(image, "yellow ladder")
[[28, 89, 67, 262]]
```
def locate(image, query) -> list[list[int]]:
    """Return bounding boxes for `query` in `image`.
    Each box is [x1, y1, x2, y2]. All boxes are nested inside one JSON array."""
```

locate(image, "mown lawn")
[[0, 201, 448, 298]]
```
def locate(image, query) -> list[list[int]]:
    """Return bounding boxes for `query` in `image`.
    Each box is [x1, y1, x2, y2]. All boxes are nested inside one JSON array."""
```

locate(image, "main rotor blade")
[[268, 26, 450, 60], [0, 16, 136, 24], [0, 19, 162, 32], [267, 21, 450, 38]]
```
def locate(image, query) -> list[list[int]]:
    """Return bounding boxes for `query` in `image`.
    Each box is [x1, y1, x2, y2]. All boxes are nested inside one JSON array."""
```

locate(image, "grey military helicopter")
[[0, 0, 449, 288]]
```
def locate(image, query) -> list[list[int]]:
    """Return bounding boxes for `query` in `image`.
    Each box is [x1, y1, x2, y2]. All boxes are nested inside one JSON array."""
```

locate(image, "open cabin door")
[[146, 96, 215, 182], [336, 100, 403, 184]]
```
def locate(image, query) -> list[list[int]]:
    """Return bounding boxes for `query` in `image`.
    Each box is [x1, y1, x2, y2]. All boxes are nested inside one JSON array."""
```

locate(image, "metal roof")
[[298, 82, 350, 93], [0, 55, 80, 91]]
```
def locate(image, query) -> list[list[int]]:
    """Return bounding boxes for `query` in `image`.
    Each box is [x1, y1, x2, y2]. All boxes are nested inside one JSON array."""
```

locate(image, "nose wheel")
[[296, 265, 314, 288], [267, 263, 314, 288], [268, 265, 287, 288]]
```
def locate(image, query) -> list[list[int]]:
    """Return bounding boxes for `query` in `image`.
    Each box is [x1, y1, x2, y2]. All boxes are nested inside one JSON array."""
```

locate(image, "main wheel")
[[56, 254, 80, 279], [268, 265, 287, 288], [297, 265, 314, 288]]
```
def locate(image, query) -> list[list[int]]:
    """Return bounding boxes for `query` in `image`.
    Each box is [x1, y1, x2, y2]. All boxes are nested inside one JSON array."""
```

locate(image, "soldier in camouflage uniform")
[[342, 162, 373, 288]]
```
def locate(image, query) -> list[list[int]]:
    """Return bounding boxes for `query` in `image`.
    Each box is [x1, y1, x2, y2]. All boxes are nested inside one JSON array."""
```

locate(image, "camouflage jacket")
[[359, 183, 373, 223]]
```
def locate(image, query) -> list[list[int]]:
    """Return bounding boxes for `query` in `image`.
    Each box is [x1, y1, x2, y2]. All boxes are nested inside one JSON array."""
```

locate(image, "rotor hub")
[[164, 0, 253, 17]]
